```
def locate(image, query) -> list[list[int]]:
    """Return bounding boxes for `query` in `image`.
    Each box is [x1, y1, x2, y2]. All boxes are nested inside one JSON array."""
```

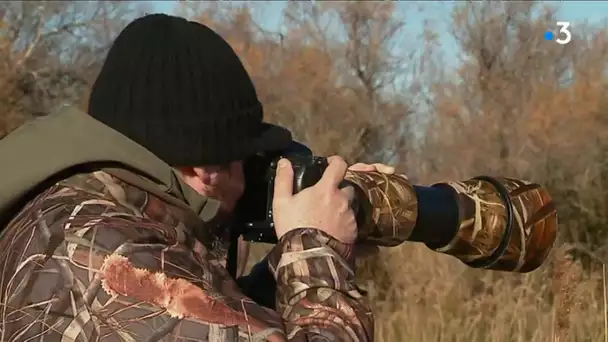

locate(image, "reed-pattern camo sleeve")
[[268, 228, 374, 341], [0, 172, 291, 341]]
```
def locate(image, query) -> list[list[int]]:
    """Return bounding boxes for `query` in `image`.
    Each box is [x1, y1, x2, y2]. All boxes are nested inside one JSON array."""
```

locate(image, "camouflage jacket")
[[0, 109, 372, 341], [0, 169, 372, 341]]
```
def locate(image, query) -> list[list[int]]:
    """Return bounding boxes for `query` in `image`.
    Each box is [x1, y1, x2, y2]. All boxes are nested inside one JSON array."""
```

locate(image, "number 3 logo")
[[556, 22, 572, 45]]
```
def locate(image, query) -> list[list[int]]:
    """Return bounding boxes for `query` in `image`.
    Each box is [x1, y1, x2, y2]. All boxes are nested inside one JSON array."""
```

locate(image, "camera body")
[[236, 144, 329, 243], [266, 155, 329, 221]]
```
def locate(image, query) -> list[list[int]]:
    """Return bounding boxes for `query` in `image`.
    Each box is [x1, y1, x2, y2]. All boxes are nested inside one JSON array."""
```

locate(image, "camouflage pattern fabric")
[[0, 170, 373, 341], [437, 177, 557, 273], [345, 172, 557, 273], [345, 171, 418, 247]]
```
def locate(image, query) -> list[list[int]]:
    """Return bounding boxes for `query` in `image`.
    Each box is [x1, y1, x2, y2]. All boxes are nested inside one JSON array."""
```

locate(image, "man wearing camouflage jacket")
[[0, 14, 389, 341]]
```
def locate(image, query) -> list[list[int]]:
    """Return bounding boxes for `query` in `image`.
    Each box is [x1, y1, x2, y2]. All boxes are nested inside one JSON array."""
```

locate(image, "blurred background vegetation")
[[1, 1, 607, 341]]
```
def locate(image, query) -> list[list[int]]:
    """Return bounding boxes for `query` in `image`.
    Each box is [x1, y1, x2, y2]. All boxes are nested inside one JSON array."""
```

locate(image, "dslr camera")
[[232, 140, 555, 277], [235, 142, 331, 244]]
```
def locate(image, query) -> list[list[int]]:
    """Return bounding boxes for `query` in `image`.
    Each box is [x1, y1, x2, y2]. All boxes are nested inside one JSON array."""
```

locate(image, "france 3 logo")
[[544, 22, 571, 45]]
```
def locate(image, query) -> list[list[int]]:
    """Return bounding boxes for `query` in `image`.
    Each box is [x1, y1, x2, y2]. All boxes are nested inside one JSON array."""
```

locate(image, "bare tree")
[[0, 1, 141, 137], [421, 1, 608, 248]]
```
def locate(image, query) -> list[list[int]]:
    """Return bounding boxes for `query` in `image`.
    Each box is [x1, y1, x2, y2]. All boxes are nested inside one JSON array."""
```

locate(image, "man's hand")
[[272, 156, 357, 244], [348, 162, 408, 180]]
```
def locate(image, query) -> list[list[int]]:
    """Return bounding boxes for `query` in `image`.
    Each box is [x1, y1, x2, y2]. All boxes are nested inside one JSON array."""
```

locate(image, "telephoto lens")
[[345, 171, 557, 273], [232, 156, 557, 308]]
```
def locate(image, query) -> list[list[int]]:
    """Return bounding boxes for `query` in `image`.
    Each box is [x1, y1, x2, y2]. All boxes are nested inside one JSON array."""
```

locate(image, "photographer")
[[0, 14, 383, 341]]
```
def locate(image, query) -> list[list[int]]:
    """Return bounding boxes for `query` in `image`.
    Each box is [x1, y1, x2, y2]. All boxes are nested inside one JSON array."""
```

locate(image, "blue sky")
[[147, 1, 606, 136], [150, 1, 607, 58], [562, 1, 608, 23], [149, 0, 608, 71], [151, 1, 608, 29]]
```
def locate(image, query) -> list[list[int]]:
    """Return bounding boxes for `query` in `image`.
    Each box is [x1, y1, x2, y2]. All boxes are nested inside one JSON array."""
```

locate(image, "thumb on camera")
[[273, 158, 294, 203]]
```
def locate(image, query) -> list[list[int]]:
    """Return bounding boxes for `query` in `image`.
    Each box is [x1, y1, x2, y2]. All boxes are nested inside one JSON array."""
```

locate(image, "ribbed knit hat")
[[88, 14, 293, 166]]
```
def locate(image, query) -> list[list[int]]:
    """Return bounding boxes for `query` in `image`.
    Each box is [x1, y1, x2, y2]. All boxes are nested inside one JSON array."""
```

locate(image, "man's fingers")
[[318, 156, 349, 189], [348, 162, 396, 175], [372, 163, 395, 175], [273, 158, 294, 205], [348, 163, 376, 172]]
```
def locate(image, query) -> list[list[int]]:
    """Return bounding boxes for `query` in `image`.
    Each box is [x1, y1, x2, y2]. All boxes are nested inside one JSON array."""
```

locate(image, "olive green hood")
[[0, 106, 220, 225]]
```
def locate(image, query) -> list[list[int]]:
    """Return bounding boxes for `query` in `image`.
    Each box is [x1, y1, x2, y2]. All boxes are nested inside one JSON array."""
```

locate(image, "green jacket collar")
[[0, 106, 220, 223]]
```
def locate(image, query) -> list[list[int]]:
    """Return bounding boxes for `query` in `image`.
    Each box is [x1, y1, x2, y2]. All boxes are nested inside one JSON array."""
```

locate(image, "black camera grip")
[[267, 156, 329, 195]]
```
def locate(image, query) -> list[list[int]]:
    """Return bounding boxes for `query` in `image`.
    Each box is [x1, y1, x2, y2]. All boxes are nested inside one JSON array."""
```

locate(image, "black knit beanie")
[[88, 14, 293, 166]]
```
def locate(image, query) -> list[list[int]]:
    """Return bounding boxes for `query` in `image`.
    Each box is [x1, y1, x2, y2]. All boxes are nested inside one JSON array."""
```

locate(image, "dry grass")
[[246, 242, 605, 342]]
